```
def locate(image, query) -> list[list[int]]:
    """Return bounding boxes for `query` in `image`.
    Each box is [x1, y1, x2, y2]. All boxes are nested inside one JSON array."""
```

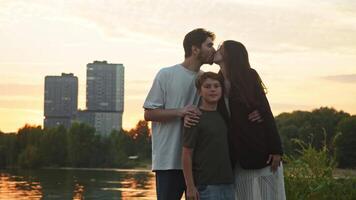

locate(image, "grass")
[[283, 139, 356, 200]]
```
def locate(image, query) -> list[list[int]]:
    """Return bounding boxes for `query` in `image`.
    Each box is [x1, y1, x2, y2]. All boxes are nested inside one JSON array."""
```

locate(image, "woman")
[[185, 40, 286, 199], [214, 40, 286, 200]]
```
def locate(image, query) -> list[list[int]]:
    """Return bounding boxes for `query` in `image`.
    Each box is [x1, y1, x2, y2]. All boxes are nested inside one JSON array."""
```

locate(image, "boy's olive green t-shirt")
[[183, 110, 234, 185]]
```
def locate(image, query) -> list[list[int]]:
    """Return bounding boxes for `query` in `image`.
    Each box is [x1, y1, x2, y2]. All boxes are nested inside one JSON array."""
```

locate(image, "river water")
[[0, 168, 156, 199]]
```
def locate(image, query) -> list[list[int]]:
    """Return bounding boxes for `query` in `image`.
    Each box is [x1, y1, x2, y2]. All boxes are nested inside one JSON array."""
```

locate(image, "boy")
[[182, 72, 235, 200]]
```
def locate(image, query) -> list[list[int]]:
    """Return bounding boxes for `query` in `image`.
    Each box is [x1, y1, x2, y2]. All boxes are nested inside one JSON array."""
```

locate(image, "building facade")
[[77, 61, 124, 135], [44, 73, 78, 129]]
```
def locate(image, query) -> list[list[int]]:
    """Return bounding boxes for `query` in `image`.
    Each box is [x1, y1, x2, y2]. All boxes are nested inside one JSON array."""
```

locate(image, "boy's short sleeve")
[[143, 70, 166, 110], [183, 126, 199, 149]]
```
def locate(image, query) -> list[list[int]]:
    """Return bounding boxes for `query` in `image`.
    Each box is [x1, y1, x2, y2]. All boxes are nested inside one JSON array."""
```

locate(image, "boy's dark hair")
[[183, 28, 215, 58], [195, 72, 223, 91]]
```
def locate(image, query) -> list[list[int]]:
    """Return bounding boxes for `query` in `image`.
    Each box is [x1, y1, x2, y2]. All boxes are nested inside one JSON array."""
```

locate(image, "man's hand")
[[179, 105, 201, 118], [248, 110, 263, 123], [184, 114, 200, 128], [186, 185, 200, 200], [266, 154, 282, 173], [181, 105, 201, 128]]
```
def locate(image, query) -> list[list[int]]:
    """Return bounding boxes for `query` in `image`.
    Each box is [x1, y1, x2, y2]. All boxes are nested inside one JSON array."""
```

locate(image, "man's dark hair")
[[195, 72, 223, 91], [183, 28, 215, 58]]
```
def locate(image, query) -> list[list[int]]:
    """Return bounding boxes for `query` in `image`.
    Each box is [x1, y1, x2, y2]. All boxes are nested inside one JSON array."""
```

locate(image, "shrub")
[[284, 138, 356, 200]]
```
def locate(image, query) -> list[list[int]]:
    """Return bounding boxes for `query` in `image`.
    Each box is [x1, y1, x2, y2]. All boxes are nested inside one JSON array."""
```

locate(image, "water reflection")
[[106, 172, 156, 199], [0, 169, 156, 199], [0, 173, 42, 199], [73, 183, 84, 200]]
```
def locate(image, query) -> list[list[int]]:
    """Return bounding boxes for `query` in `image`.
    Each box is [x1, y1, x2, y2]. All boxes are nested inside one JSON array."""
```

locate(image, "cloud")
[[1, 0, 356, 131], [0, 107, 42, 114], [322, 74, 356, 83], [63, 0, 356, 54], [2, 0, 356, 54], [0, 84, 43, 96]]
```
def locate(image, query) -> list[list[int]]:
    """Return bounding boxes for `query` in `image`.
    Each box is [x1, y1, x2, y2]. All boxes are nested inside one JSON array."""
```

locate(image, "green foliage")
[[0, 121, 152, 169], [128, 120, 152, 159], [0, 132, 17, 168], [107, 130, 131, 167], [276, 107, 354, 167], [18, 145, 41, 168], [67, 123, 96, 167], [39, 125, 67, 166], [335, 116, 356, 168], [284, 138, 356, 200]]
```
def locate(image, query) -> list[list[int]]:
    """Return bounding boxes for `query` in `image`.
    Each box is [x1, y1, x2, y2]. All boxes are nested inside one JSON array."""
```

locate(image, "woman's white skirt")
[[234, 162, 286, 200]]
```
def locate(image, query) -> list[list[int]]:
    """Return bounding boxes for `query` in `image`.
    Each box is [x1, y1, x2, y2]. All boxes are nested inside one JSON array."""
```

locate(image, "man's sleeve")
[[143, 70, 166, 110], [183, 126, 199, 149]]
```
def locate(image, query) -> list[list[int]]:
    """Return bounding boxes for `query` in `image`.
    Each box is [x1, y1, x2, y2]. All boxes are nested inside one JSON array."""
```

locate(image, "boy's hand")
[[186, 185, 200, 200]]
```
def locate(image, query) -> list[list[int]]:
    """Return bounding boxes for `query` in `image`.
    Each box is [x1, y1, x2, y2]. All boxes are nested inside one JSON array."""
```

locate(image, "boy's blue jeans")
[[197, 184, 235, 200]]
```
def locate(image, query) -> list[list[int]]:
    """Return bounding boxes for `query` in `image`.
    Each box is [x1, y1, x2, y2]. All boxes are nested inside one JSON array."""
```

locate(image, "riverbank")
[[4, 165, 355, 178], [41, 166, 152, 173], [2, 160, 152, 173]]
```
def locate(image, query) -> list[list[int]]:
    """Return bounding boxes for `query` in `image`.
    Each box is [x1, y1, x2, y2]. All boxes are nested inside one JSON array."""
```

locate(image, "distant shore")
[[4, 167, 355, 178], [41, 166, 152, 173]]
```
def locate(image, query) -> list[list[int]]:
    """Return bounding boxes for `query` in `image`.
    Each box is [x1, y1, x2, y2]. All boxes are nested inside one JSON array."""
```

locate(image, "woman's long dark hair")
[[223, 40, 267, 108]]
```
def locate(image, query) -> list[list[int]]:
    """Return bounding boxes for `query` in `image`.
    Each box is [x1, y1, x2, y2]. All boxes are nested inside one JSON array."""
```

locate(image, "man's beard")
[[198, 52, 214, 65]]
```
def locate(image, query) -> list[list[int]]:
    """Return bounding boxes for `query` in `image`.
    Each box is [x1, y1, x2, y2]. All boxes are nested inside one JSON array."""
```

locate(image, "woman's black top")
[[218, 69, 283, 169]]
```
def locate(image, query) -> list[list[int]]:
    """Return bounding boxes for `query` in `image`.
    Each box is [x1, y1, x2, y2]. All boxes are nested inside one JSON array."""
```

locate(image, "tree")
[[39, 125, 68, 167], [309, 107, 349, 151], [0, 133, 17, 168], [107, 130, 130, 167], [336, 116, 356, 168], [18, 145, 41, 168], [0, 132, 6, 168], [275, 107, 350, 156], [16, 125, 43, 168], [276, 111, 313, 155], [129, 120, 151, 160], [67, 123, 96, 167]]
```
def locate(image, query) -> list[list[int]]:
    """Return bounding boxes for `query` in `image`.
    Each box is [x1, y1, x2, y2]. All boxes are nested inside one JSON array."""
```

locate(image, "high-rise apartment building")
[[44, 73, 78, 129], [86, 61, 124, 112], [77, 61, 124, 135]]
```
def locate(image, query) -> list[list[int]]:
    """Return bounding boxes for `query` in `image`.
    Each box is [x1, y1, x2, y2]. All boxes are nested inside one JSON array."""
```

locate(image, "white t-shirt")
[[143, 64, 202, 170]]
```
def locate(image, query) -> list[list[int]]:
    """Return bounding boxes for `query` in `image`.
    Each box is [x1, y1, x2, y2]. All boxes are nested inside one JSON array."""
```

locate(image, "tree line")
[[0, 107, 355, 169], [0, 121, 151, 169], [276, 107, 356, 168]]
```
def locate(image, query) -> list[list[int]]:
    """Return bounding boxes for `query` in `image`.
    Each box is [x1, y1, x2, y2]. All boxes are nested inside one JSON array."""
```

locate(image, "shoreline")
[[41, 167, 153, 173], [2, 163, 153, 173]]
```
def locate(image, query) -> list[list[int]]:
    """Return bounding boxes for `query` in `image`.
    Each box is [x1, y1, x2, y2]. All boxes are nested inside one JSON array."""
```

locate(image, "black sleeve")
[[260, 91, 283, 155], [253, 70, 283, 155]]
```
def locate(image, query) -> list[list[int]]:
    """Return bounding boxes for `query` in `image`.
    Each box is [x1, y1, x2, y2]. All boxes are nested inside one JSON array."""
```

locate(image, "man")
[[143, 28, 216, 199]]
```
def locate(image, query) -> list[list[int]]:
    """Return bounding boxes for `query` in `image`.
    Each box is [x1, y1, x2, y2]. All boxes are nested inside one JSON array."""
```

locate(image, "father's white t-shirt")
[[143, 64, 201, 170]]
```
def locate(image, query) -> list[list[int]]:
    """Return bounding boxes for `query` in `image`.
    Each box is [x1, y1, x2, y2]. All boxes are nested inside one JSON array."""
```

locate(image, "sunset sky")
[[1, 0, 356, 133]]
